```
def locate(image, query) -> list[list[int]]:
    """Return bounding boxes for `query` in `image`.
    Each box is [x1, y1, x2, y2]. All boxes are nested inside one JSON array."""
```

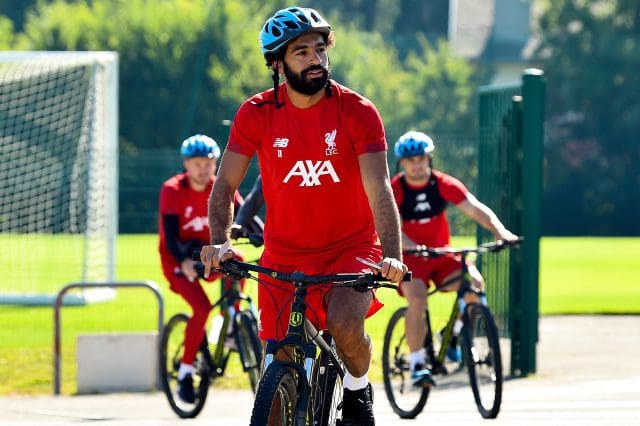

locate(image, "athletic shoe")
[[411, 364, 436, 387], [337, 383, 375, 425], [446, 345, 462, 363], [177, 375, 195, 403]]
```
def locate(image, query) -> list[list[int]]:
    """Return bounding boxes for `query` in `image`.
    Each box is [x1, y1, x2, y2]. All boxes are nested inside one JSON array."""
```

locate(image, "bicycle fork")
[[263, 292, 318, 424]]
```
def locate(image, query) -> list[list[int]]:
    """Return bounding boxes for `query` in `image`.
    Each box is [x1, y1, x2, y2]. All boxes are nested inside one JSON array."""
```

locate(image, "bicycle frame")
[[425, 250, 488, 369], [261, 283, 346, 423], [383, 239, 521, 420], [206, 277, 257, 377], [195, 256, 407, 425]]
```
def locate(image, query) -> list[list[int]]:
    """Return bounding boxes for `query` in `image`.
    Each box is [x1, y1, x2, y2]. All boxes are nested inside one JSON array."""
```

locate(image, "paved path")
[[2, 315, 640, 425]]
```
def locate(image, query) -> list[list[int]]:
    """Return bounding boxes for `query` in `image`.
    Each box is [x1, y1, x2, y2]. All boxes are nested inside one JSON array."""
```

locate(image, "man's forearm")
[[208, 180, 235, 244], [372, 187, 403, 261]]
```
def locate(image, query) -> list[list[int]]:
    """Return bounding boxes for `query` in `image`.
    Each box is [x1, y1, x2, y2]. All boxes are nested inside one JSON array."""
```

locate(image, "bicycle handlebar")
[[192, 249, 411, 291], [404, 237, 524, 258]]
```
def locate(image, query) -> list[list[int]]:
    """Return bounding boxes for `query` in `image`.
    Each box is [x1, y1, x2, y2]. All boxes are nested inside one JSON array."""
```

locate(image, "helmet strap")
[[324, 58, 332, 98], [271, 66, 284, 109], [325, 80, 332, 98]]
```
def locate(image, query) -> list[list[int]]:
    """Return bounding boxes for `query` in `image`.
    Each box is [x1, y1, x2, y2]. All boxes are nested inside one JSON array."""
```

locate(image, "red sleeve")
[[434, 170, 468, 204], [226, 99, 262, 156], [159, 181, 179, 215], [348, 96, 387, 155]]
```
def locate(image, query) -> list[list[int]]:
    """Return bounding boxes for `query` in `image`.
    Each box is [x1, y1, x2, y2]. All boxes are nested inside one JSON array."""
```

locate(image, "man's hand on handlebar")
[[200, 241, 234, 278], [356, 256, 408, 284], [180, 258, 199, 282], [494, 228, 520, 244], [380, 257, 408, 283]]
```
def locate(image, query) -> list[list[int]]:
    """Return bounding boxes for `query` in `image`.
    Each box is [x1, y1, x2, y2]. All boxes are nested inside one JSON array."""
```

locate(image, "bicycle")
[[195, 253, 410, 426], [382, 238, 522, 419], [159, 237, 263, 419]]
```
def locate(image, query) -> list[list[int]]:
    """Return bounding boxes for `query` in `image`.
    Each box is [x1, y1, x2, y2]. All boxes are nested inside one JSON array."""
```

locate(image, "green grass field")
[[1, 235, 638, 395]]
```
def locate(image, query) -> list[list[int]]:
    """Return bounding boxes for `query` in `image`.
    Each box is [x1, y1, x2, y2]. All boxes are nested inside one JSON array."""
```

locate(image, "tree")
[[14, 0, 271, 231], [533, 0, 640, 235], [0, 15, 14, 48], [10, 0, 478, 233]]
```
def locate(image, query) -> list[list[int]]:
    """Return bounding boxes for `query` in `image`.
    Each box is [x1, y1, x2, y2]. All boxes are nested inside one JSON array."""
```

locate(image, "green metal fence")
[[477, 69, 545, 377]]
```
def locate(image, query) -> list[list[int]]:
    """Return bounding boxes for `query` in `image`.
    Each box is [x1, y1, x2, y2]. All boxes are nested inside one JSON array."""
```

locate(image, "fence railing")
[[477, 69, 545, 377], [53, 281, 164, 395]]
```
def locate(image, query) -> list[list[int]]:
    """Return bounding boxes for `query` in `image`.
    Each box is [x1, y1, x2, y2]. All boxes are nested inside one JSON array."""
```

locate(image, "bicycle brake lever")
[[355, 257, 381, 272]]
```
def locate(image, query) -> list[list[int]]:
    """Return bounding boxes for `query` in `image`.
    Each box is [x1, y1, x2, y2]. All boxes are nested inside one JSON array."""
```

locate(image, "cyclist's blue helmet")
[[180, 134, 221, 160], [394, 131, 435, 158], [259, 7, 331, 58]]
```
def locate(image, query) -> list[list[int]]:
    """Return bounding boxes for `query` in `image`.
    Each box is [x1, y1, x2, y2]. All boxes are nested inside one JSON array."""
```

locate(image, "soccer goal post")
[[0, 51, 118, 305]]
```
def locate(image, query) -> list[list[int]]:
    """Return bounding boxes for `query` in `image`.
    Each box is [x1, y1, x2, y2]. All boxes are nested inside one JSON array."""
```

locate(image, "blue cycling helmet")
[[180, 134, 221, 160], [394, 131, 435, 158], [259, 7, 331, 58]]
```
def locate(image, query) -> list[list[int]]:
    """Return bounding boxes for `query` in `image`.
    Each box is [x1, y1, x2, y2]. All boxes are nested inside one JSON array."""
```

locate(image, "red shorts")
[[257, 245, 385, 341], [400, 253, 461, 296]]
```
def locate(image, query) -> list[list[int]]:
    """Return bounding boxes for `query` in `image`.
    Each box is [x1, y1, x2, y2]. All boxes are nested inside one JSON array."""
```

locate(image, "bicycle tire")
[[235, 310, 263, 392], [250, 364, 300, 426], [382, 307, 430, 419], [310, 333, 343, 426], [461, 303, 503, 418], [159, 313, 211, 418]]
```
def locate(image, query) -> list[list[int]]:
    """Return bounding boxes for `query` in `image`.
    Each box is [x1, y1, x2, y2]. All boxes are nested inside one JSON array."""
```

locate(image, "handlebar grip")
[[191, 249, 201, 261], [402, 271, 412, 282], [193, 262, 205, 278]]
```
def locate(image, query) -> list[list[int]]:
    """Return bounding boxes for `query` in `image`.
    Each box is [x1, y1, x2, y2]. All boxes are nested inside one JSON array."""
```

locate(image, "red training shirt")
[[227, 81, 386, 264], [158, 172, 242, 262], [391, 169, 468, 248]]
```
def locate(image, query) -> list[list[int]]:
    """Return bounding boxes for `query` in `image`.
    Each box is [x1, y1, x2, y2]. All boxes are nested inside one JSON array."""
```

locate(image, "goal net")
[[0, 51, 118, 305]]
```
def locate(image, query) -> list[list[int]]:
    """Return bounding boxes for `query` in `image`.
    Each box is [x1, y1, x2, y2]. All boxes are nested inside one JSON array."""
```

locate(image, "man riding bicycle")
[[199, 7, 407, 425], [391, 131, 518, 387], [158, 134, 246, 403]]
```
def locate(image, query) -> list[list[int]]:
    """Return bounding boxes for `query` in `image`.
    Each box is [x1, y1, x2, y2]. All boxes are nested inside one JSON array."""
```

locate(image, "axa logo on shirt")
[[283, 160, 341, 187], [182, 216, 209, 232], [414, 193, 432, 212]]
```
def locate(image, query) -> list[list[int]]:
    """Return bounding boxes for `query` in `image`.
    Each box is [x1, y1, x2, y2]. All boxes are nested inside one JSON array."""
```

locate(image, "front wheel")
[[461, 303, 503, 418], [159, 313, 210, 418], [250, 364, 301, 426], [310, 333, 343, 426], [234, 310, 263, 392], [382, 307, 430, 419]]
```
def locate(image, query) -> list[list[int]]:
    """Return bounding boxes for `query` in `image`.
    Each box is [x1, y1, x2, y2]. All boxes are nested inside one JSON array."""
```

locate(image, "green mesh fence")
[[477, 70, 545, 376]]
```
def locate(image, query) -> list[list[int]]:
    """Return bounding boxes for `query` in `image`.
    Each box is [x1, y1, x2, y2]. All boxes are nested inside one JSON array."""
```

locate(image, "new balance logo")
[[273, 138, 289, 148], [283, 160, 341, 187]]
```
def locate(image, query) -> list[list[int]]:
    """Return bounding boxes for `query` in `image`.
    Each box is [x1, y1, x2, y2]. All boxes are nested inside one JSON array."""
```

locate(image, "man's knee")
[[326, 313, 364, 339], [404, 280, 428, 305]]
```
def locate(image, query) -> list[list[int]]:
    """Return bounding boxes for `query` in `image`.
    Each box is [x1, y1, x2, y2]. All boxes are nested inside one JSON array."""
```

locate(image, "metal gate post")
[[53, 281, 163, 395]]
